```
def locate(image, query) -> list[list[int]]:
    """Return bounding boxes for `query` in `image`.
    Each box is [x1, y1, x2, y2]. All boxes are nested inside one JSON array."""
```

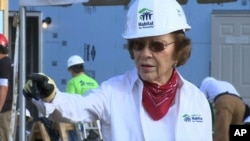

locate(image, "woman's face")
[[132, 34, 177, 85]]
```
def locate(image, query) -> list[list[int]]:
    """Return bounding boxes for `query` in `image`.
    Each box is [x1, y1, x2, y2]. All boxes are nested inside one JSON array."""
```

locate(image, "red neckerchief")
[[142, 69, 179, 120]]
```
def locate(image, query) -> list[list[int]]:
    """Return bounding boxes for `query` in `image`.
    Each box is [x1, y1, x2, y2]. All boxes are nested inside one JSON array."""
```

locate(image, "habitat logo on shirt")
[[183, 114, 203, 123]]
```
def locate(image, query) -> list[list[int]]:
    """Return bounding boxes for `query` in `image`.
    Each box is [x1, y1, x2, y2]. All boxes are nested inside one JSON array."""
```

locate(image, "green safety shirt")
[[66, 73, 99, 95]]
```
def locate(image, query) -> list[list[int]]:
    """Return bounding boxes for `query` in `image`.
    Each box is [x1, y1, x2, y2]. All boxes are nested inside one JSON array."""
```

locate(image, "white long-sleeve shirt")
[[200, 77, 240, 103], [33, 68, 212, 141]]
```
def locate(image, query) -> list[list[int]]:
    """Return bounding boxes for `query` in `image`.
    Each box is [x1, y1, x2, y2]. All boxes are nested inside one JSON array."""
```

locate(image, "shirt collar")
[[128, 68, 184, 91]]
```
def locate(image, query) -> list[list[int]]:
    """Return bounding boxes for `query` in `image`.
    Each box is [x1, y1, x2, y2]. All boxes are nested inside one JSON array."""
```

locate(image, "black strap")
[[243, 104, 250, 120], [213, 92, 242, 102]]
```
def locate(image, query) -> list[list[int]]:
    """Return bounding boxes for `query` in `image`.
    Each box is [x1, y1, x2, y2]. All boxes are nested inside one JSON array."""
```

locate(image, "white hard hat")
[[17, 108, 33, 122], [122, 0, 191, 39], [25, 109, 33, 122], [67, 55, 84, 68], [202, 77, 216, 84]]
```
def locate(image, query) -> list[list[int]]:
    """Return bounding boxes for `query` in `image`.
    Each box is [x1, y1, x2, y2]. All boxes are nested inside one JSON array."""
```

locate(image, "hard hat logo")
[[138, 8, 154, 29], [122, 0, 191, 39]]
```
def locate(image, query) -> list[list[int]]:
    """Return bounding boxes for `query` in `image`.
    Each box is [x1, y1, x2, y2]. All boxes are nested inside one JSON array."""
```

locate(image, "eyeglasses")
[[132, 40, 175, 52]]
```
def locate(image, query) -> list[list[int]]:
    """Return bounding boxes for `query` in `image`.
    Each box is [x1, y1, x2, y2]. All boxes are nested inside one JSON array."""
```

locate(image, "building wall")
[[9, 0, 250, 90]]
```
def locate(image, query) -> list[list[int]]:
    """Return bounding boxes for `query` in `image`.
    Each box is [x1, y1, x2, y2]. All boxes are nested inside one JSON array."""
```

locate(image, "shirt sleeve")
[[32, 84, 111, 123], [0, 60, 11, 85]]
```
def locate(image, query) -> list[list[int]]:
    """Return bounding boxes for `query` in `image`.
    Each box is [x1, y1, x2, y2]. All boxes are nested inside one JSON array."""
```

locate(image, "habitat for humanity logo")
[[183, 114, 203, 123], [138, 8, 154, 29]]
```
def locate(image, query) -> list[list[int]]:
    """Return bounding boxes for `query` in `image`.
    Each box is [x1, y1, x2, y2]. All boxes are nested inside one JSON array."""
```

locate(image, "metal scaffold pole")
[[18, 6, 27, 141]]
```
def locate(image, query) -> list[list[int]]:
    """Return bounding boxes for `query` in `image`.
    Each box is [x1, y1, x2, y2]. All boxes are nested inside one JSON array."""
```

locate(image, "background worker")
[[0, 33, 13, 141], [66, 55, 100, 141], [66, 55, 99, 95], [23, 0, 213, 140], [200, 76, 250, 141]]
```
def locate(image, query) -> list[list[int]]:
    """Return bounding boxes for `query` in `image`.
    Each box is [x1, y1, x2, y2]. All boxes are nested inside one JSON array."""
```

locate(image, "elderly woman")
[[23, 0, 212, 141]]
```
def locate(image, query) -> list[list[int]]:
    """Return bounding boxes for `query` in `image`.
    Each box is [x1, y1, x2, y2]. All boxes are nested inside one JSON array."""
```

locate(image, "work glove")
[[23, 73, 57, 102]]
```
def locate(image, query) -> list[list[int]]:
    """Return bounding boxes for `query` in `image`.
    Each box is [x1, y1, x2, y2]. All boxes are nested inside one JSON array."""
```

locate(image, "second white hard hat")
[[122, 0, 191, 39], [17, 108, 33, 122], [67, 55, 84, 68]]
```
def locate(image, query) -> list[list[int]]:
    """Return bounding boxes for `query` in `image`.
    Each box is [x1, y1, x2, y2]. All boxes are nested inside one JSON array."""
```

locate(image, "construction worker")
[[200, 77, 250, 141], [66, 55, 99, 95], [66, 55, 99, 141], [23, 0, 213, 141], [0, 33, 13, 141]]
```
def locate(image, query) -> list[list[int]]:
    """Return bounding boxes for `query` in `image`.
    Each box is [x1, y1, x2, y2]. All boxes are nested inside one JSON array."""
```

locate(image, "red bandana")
[[142, 70, 179, 120]]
